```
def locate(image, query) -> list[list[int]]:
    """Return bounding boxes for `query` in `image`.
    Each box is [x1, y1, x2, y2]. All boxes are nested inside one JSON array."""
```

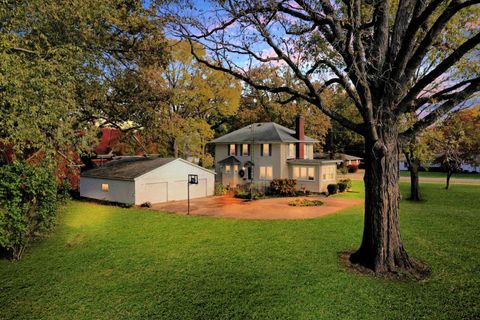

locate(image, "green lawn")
[[1, 182, 479, 319], [399, 170, 480, 179]]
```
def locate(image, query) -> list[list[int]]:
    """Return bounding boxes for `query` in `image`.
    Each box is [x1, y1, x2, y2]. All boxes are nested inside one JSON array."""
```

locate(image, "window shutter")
[[260, 144, 264, 156], [235, 144, 239, 156], [269, 144, 272, 156], [228, 144, 231, 156], [248, 144, 251, 156]]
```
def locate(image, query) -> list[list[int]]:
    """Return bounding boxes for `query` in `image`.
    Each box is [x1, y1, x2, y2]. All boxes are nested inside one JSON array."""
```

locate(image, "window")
[[225, 165, 231, 173], [261, 144, 272, 156], [292, 166, 314, 180], [228, 144, 235, 156], [242, 144, 250, 156], [288, 143, 296, 159], [300, 167, 307, 179], [101, 183, 109, 192], [260, 166, 273, 180], [321, 167, 334, 180], [293, 167, 300, 179], [304, 145, 314, 159], [233, 165, 239, 172]]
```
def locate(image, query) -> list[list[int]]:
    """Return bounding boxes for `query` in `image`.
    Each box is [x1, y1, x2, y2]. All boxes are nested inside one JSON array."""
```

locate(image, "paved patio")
[[150, 195, 363, 220]]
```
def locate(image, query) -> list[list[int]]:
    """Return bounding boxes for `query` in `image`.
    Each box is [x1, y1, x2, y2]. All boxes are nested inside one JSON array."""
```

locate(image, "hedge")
[[0, 162, 60, 259]]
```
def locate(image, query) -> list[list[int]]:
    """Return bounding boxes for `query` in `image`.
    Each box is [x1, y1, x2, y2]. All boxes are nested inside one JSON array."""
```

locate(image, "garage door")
[[143, 182, 168, 204], [168, 178, 207, 201]]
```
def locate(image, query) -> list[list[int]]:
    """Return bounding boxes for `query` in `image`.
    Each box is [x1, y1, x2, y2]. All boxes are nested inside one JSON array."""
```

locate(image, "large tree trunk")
[[350, 126, 415, 274]]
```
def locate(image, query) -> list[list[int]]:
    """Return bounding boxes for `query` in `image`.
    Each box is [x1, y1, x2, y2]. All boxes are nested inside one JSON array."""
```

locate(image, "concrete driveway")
[[150, 195, 363, 220]]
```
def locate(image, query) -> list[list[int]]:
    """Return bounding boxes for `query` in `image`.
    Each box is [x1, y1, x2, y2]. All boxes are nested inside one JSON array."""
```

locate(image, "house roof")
[[314, 152, 363, 161], [217, 156, 241, 165], [81, 156, 176, 181], [210, 122, 318, 144], [337, 153, 363, 161], [96, 128, 122, 155], [287, 159, 341, 165]]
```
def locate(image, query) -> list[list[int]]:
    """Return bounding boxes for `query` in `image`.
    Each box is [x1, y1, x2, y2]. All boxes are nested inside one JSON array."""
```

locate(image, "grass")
[[1, 182, 479, 319], [399, 170, 480, 179]]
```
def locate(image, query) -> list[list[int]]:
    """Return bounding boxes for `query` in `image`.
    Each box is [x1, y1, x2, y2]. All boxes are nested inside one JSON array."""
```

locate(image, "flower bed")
[[288, 199, 324, 207]]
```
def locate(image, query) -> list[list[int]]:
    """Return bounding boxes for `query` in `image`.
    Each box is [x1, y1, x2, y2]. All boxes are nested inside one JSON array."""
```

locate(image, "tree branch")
[[396, 32, 480, 115]]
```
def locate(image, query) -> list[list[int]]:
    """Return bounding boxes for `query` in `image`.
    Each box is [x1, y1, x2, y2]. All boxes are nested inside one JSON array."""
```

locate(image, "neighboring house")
[[210, 116, 339, 193], [399, 155, 409, 171], [80, 156, 215, 205], [314, 152, 363, 167], [399, 154, 480, 173]]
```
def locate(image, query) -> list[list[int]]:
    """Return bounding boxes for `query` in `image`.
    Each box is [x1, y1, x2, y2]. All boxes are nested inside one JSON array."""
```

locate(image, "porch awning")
[[218, 156, 241, 165]]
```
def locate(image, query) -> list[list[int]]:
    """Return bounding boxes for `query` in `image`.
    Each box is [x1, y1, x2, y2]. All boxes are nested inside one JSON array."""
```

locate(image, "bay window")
[[292, 166, 315, 180]]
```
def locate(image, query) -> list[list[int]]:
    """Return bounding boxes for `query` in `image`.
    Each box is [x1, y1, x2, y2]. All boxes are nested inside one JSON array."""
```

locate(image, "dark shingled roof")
[[81, 157, 176, 181], [210, 122, 317, 144]]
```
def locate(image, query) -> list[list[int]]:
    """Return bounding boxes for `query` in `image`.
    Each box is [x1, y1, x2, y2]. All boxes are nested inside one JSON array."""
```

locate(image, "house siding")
[[80, 177, 135, 204]]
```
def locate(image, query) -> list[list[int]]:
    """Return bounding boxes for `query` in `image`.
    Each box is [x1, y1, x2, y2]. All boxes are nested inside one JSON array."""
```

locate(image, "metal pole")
[[250, 123, 254, 200]]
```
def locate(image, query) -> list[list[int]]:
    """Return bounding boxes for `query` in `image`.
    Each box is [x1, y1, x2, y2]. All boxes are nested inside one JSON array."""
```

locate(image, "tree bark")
[[446, 170, 452, 189], [407, 157, 422, 201], [350, 126, 415, 273]]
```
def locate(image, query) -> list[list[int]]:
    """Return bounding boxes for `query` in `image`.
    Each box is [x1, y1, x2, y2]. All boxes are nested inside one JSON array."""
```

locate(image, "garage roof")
[[81, 157, 176, 181]]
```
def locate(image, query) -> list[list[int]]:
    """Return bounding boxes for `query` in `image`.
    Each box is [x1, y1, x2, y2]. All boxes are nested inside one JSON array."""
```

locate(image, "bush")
[[140, 202, 152, 208], [327, 184, 338, 195], [337, 182, 347, 193], [269, 179, 297, 197], [339, 178, 352, 190], [214, 183, 228, 196], [347, 164, 359, 173], [0, 162, 59, 259], [234, 191, 264, 200], [338, 167, 348, 175]]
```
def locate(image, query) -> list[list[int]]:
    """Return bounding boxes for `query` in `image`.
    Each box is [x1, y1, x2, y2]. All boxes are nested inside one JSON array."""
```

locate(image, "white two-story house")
[[210, 116, 339, 193]]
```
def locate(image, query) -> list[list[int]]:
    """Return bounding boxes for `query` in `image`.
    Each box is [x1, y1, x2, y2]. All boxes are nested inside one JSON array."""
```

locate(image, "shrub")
[[338, 167, 348, 175], [288, 199, 323, 207], [339, 178, 352, 190], [0, 162, 59, 259], [140, 202, 152, 208], [347, 164, 359, 173], [234, 191, 264, 200], [337, 182, 347, 193], [214, 183, 228, 196], [269, 179, 297, 197], [327, 184, 338, 195]]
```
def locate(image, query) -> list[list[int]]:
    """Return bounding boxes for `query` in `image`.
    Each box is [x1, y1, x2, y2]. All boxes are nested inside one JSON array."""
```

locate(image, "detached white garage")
[[80, 157, 215, 205]]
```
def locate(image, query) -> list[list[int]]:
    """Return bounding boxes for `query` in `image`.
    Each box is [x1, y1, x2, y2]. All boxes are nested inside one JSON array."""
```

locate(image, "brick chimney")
[[295, 115, 305, 159]]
